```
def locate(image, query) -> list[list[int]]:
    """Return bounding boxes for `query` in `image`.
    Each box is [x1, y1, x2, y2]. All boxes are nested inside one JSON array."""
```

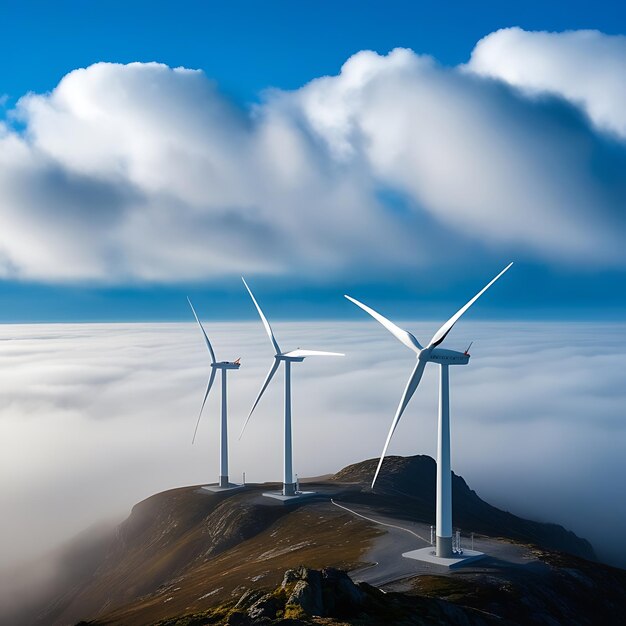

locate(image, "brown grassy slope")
[[37, 454, 600, 625], [36, 486, 277, 625], [41, 489, 379, 626]]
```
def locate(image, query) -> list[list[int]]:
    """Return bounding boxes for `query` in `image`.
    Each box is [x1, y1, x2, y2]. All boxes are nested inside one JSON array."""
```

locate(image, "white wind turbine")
[[345, 263, 512, 559], [240, 278, 344, 498], [188, 298, 241, 490]]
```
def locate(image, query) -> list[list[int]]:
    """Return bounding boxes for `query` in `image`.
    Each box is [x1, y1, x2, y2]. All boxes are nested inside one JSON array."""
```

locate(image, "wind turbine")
[[188, 298, 241, 490], [345, 263, 512, 559], [240, 278, 344, 498]]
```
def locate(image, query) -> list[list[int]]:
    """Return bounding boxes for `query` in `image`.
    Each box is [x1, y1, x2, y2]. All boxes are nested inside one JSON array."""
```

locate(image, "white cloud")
[[467, 28, 626, 138], [0, 31, 625, 281], [0, 62, 409, 282], [287, 47, 626, 265], [0, 321, 625, 573]]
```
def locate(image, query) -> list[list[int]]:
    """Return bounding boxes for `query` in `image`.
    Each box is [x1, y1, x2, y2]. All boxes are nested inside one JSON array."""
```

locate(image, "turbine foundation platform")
[[201, 483, 245, 493], [402, 547, 486, 568], [262, 490, 316, 504]]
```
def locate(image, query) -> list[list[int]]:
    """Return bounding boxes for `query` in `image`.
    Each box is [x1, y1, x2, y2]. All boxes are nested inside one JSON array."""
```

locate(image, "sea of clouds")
[[0, 320, 624, 573]]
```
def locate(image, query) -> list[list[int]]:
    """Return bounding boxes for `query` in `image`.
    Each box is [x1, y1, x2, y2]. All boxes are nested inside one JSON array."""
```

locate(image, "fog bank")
[[0, 321, 624, 572]]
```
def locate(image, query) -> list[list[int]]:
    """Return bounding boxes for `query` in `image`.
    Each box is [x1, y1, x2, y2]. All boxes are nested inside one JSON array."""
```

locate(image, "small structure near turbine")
[[241, 277, 343, 502], [345, 263, 512, 566], [188, 298, 242, 492]]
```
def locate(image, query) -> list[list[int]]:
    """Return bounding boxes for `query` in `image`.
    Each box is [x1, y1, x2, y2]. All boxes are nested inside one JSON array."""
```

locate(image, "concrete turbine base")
[[402, 546, 486, 569], [262, 490, 316, 504], [201, 483, 245, 493], [436, 535, 453, 558], [283, 482, 297, 497]]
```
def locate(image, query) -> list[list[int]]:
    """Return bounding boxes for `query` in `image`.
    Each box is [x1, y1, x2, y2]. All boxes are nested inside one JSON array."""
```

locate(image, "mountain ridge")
[[1, 455, 616, 626], [333, 455, 594, 559]]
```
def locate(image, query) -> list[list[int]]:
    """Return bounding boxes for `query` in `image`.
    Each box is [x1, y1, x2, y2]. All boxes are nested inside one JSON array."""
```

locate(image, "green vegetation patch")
[[155, 601, 235, 625], [413, 574, 477, 599]]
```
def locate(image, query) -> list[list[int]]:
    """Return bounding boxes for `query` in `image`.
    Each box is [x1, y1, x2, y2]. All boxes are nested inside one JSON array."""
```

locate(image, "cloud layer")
[[0, 321, 625, 574], [0, 28, 625, 281]]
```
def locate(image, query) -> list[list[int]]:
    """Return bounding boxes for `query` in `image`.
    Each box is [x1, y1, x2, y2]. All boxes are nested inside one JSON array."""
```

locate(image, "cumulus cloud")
[[286, 47, 626, 265], [0, 321, 625, 573], [0, 62, 412, 282], [0, 30, 625, 281], [467, 28, 626, 138]]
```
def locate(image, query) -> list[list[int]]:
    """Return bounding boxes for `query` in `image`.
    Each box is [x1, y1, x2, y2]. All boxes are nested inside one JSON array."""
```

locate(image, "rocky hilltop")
[[333, 455, 594, 559], [121, 561, 626, 626], [3, 455, 622, 626], [144, 565, 508, 625]]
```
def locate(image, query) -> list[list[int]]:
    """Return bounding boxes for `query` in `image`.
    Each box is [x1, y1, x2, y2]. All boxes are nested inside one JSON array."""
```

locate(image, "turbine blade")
[[192, 366, 217, 444], [372, 359, 427, 488], [282, 349, 344, 357], [428, 263, 513, 349], [239, 358, 280, 439], [344, 295, 422, 353], [242, 277, 281, 355], [187, 297, 216, 364]]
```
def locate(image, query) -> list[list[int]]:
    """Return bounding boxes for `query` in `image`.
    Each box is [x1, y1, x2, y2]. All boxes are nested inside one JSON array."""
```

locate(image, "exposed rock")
[[283, 567, 323, 617], [234, 589, 267, 611], [247, 567, 502, 624], [247, 593, 281, 620], [279, 566, 367, 618], [287, 579, 322, 617], [321, 567, 366, 616]]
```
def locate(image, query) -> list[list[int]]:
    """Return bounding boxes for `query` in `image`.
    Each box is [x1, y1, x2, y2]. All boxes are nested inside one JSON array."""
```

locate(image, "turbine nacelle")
[[211, 361, 242, 369], [426, 348, 470, 366], [277, 349, 343, 363]]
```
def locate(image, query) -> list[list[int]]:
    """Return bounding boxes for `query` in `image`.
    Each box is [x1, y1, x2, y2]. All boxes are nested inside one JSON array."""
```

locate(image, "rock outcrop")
[[221, 566, 499, 625]]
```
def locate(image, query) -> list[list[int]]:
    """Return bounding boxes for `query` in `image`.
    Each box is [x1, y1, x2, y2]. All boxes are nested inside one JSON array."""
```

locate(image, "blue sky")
[[3, 1, 625, 103], [1, 1, 626, 321]]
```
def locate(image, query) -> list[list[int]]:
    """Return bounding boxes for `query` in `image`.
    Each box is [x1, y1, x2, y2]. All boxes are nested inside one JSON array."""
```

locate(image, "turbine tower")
[[188, 298, 241, 490], [345, 263, 512, 560], [240, 278, 343, 498]]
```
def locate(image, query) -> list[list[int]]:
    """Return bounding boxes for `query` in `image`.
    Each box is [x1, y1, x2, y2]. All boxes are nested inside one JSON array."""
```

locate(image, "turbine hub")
[[277, 354, 305, 362], [418, 348, 432, 361]]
